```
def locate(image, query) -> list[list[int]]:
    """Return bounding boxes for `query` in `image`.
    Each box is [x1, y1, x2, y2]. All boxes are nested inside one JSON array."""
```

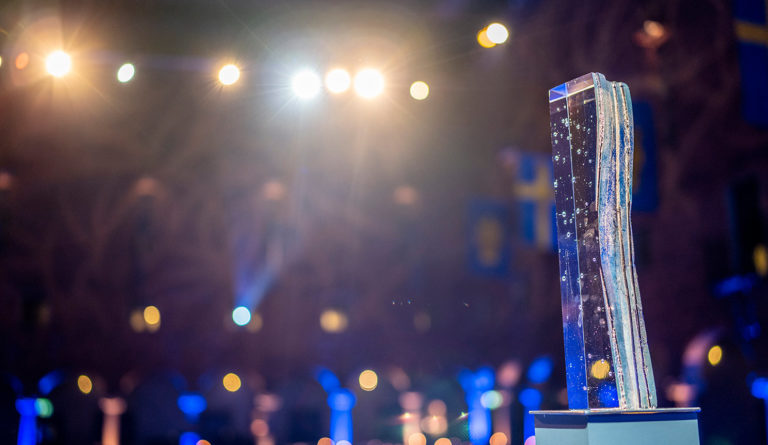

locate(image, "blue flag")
[[467, 199, 510, 276], [511, 152, 557, 251], [734, 0, 768, 126]]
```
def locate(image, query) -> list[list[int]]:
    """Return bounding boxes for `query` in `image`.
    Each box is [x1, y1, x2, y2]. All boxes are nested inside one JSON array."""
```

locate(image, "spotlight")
[[218, 64, 240, 86], [45, 50, 71, 77], [117, 63, 135, 83], [409, 81, 429, 100], [325, 68, 351, 94], [486, 23, 510, 44], [354, 68, 384, 99], [292, 70, 321, 99], [232, 306, 252, 326]]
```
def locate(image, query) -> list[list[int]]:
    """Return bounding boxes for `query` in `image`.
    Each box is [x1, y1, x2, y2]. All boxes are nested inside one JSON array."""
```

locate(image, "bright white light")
[[292, 70, 322, 99], [486, 23, 510, 44], [218, 64, 240, 86], [325, 68, 351, 94], [117, 63, 135, 83], [45, 51, 71, 78], [232, 306, 252, 326], [410, 81, 429, 100], [354, 68, 384, 99]]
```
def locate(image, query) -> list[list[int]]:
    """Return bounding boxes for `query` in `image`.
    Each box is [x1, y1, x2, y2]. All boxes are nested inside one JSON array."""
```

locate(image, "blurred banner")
[[510, 151, 556, 251], [467, 199, 510, 276], [734, 0, 768, 126], [632, 101, 659, 212]]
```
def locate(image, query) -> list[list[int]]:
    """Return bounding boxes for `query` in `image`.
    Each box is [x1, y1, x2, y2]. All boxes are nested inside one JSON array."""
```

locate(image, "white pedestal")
[[532, 408, 700, 445]]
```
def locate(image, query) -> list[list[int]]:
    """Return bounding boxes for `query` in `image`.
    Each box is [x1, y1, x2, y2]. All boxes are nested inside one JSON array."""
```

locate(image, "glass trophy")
[[549, 72, 657, 410], [533, 72, 700, 445]]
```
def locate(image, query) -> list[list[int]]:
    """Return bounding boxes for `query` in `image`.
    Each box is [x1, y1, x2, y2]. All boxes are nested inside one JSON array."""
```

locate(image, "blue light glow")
[[15, 398, 37, 445], [519, 388, 541, 442], [751, 377, 768, 399], [38, 371, 63, 395], [597, 383, 619, 407], [527, 356, 554, 384], [458, 368, 494, 445], [327, 388, 356, 444], [232, 306, 252, 326], [177, 392, 207, 421], [179, 432, 201, 445], [315, 367, 341, 392]]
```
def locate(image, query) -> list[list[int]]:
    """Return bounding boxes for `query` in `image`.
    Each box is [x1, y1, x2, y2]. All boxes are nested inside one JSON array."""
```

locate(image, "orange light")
[[15, 52, 29, 70], [223, 372, 242, 392]]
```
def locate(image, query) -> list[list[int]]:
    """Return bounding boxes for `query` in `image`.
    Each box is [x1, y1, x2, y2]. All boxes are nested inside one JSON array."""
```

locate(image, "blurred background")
[[0, 0, 767, 444]]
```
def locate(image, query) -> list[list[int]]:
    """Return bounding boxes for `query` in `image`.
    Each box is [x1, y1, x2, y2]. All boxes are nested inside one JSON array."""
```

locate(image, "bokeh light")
[[359, 369, 378, 391], [435, 439, 451, 445], [246, 312, 263, 332], [15, 52, 29, 70], [292, 69, 322, 99], [232, 306, 252, 326], [708, 345, 723, 366], [486, 23, 509, 44], [0, 56, 3, 68], [427, 399, 446, 416], [45, 50, 72, 77], [251, 419, 270, 437], [223, 372, 242, 392], [77, 375, 93, 394], [218, 64, 240, 85], [317, 438, 333, 445], [407, 433, 427, 445], [490, 432, 509, 445], [410, 81, 429, 100], [180, 432, 201, 445], [143, 305, 161, 327], [196, 441, 211, 445], [354, 68, 384, 99], [643, 20, 666, 40], [590, 359, 611, 379], [117, 63, 135, 83], [476, 29, 495, 48], [325, 68, 351, 94], [35, 398, 54, 418], [480, 390, 503, 410], [320, 309, 348, 333]]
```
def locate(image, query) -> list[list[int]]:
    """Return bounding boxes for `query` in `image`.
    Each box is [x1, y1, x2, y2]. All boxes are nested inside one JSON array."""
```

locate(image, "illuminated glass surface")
[[549, 73, 657, 410]]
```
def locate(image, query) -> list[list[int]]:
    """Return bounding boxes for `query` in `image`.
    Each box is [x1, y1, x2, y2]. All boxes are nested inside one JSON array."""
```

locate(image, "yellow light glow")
[[490, 432, 509, 445], [223, 372, 242, 392], [77, 375, 93, 394], [117, 63, 135, 83], [708, 345, 723, 366], [15, 52, 29, 70], [0, 56, 3, 68], [359, 369, 378, 391], [754, 244, 767, 277], [409, 81, 429, 100], [590, 359, 611, 379], [486, 23, 510, 44], [143, 306, 161, 326], [218, 64, 240, 86], [354, 68, 384, 99], [435, 439, 451, 445], [325, 68, 351, 94], [45, 50, 72, 77], [477, 29, 496, 48], [643, 20, 666, 39], [320, 309, 348, 333]]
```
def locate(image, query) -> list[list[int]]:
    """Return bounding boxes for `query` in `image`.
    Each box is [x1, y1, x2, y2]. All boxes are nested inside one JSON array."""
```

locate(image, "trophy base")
[[531, 408, 700, 445]]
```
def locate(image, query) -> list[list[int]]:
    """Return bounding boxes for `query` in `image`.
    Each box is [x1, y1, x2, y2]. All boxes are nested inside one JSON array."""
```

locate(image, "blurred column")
[[99, 397, 126, 445], [15, 398, 37, 445], [398, 391, 423, 445]]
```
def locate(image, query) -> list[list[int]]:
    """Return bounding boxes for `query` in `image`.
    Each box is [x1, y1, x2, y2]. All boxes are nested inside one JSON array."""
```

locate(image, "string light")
[[117, 63, 135, 83], [354, 68, 384, 99], [218, 64, 240, 85], [45, 51, 71, 77], [292, 70, 321, 99]]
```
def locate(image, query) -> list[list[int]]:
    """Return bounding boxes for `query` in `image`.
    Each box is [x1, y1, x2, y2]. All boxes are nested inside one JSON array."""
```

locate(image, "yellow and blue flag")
[[632, 101, 659, 212], [734, 0, 768, 126], [468, 199, 510, 276], [512, 152, 557, 251]]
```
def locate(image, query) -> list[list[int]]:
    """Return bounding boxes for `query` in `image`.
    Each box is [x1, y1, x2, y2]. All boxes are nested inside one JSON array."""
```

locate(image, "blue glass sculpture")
[[549, 73, 657, 410]]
